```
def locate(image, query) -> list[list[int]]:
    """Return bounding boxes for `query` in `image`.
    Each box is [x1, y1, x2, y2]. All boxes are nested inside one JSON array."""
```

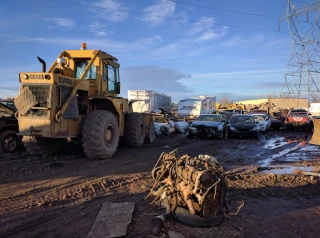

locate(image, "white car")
[[251, 114, 271, 132]]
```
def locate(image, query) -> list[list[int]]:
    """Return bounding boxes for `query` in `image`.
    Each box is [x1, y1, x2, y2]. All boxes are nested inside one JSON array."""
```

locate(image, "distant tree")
[[219, 94, 233, 106]]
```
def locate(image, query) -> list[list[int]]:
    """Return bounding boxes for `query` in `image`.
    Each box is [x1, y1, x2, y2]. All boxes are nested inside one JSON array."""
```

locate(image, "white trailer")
[[128, 90, 171, 113], [177, 95, 216, 117], [310, 103, 320, 116]]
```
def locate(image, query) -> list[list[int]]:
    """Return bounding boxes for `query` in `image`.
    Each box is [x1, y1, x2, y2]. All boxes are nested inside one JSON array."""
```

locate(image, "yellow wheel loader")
[[309, 118, 320, 145], [14, 43, 155, 158]]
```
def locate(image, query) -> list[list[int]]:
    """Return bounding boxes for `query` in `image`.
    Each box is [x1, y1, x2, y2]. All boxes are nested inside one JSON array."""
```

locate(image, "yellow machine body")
[[15, 49, 132, 138]]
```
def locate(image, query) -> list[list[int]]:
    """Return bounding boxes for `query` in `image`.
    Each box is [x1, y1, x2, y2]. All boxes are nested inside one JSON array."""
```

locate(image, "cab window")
[[75, 60, 96, 80], [104, 64, 119, 93]]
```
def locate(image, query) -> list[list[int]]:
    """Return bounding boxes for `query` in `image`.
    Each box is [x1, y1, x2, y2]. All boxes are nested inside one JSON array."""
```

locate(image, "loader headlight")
[[44, 74, 50, 80], [22, 74, 29, 79]]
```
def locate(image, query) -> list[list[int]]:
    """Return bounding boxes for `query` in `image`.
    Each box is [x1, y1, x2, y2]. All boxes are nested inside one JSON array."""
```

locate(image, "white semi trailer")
[[128, 90, 171, 113], [177, 95, 216, 117]]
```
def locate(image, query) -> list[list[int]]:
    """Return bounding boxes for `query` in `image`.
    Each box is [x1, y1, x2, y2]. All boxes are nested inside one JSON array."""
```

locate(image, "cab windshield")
[[74, 60, 96, 79]]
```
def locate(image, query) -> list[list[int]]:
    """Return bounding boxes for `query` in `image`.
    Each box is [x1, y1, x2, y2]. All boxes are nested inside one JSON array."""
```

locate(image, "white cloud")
[[223, 37, 248, 48], [51, 18, 75, 29], [92, 0, 129, 21], [140, 0, 176, 26], [189, 17, 215, 35], [172, 12, 189, 26], [138, 35, 163, 45], [195, 26, 228, 43], [0, 34, 148, 54], [192, 69, 285, 79], [120, 66, 192, 98], [89, 22, 108, 36]]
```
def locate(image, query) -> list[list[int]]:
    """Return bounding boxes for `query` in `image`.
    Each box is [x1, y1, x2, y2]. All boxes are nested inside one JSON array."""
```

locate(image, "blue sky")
[[0, 0, 312, 102]]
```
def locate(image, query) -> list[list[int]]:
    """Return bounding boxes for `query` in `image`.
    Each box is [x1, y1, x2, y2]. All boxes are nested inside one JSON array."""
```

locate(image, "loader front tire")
[[125, 113, 146, 147], [82, 110, 119, 159]]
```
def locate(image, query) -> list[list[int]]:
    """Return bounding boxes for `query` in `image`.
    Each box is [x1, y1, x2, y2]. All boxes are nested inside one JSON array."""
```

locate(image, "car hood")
[[191, 121, 221, 127], [0, 103, 15, 115], [271, 118, 282, 123], [229, 123, 257, 129]]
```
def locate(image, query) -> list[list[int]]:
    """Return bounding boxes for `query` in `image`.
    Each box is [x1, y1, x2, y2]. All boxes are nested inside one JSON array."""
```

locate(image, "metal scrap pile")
[[147, 149, 230, 227]]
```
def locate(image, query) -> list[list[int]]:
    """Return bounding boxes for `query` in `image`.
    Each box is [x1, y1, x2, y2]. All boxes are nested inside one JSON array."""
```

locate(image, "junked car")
[[187, 114, 225, 139], [284, 109, 312, 131], [226, 114, 259, 139], [0, 99, 22, 154], [212, 110, 232, 122], [250, 113, 271, 132], [267, 114, 283, 130]]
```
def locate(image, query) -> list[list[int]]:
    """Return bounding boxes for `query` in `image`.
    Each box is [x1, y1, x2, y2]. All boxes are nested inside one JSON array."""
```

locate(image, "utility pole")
[[279, 0, 320, 110]]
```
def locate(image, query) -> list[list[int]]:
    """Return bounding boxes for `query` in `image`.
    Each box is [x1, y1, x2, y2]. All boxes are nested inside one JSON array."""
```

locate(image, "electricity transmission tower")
[[279, 0, 320, 107]]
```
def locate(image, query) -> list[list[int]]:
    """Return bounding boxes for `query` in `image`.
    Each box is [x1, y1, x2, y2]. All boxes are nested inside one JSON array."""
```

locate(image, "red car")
[[284, 109, 311, 131]]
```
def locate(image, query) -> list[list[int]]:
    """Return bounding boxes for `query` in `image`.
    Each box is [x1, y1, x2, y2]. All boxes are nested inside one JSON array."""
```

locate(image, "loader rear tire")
[[125, 113, 146, 147], [82, 110, 119, 159], [145, 119, 156, 144], [23, 136, 65, 156]]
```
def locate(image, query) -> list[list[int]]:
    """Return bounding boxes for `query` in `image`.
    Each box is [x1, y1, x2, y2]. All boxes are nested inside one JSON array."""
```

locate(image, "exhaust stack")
[[37, 56, 46, 72]]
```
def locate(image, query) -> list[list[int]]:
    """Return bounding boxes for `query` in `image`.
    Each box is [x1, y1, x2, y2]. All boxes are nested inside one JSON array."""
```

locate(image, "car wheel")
[[0, 130, 22, 154]]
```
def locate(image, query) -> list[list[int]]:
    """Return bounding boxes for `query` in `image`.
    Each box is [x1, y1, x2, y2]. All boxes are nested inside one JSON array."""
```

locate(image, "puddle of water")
[[283, 152, 308, 161], [259, 142, 303, 167], [262, 165, 312, 175], [300, 145, 320, 152], [263, 137, 286, 149]]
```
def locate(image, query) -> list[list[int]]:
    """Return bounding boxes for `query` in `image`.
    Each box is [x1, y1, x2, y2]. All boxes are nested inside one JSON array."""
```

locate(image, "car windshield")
[[252, 114, 267, 121], [290, 113, 307, 117], [231, 116, 255, 123], [213, 111, 227, 119], [0, 101, 16, 111], [196, 115, 221, 122]]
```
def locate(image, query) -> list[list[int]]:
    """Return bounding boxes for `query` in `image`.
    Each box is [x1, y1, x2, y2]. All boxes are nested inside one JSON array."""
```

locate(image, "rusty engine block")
[[147, 149, 229, 224]]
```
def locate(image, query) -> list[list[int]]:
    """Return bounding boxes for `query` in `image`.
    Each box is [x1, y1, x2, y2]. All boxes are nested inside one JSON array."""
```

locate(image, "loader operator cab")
[[51, 43, 120, 96]]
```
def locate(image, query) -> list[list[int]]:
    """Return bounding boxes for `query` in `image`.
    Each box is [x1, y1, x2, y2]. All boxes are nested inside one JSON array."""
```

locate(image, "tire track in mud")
[[0, 172, 151, 213], [226, 171, 320, 199]]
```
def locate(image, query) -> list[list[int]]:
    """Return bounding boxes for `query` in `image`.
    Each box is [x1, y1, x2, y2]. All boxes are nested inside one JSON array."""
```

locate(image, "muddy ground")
[[0, 130, 320, 238]]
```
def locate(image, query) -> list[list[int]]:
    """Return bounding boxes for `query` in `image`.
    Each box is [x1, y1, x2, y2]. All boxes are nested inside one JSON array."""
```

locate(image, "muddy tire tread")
[[82, 110, 119, 159], [125, 113, 146, 147]]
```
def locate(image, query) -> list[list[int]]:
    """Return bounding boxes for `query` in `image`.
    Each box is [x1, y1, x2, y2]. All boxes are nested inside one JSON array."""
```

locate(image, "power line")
[[164, 0, 279, 19], [293, 0, 312, 4], [51, 0, 287, 33]]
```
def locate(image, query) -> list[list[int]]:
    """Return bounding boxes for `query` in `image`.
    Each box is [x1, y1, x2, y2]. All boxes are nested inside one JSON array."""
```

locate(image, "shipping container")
[[128, 90, 171, 113]]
